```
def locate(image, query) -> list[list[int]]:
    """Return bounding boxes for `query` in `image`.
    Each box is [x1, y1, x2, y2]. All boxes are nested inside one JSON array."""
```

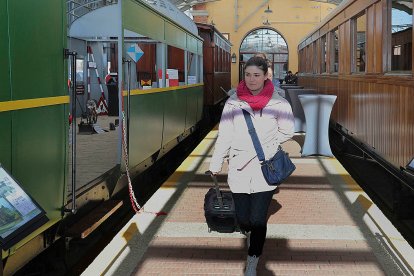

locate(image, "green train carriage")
[[0, 0, 231, 274], [0, 0, 68, 273]]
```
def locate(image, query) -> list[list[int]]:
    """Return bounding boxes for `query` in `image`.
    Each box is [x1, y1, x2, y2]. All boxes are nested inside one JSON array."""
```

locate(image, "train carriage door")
[[239, 28, 288, 84]]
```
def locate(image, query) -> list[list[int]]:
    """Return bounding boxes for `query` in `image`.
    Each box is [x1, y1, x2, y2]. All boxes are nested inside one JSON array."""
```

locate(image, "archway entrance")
[[239, 28, 288, 83]]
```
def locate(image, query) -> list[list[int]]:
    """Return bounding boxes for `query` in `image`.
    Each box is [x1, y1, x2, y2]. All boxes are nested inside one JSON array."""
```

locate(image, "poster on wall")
[[187, 75, 197, 85], [0, 165, 48, 250], [166, 69, 179, 87]]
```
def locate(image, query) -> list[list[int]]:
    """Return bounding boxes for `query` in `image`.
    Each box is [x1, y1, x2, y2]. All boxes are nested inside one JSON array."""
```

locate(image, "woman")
[[209, 57, 294, 275]]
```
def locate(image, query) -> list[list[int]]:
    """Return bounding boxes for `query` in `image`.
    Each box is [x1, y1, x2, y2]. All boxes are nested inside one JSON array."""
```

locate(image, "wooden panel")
[[66, 200, 123, 239], [339, 24, 346, 74], [340, 21, 352, 74], [344, 0, 377, 20], [320, 23, 329, 37], [302, 0, 382, 49], [374, 2, 384, 73], [299, 75, 414, 168], [329, 11, 345, 32], [198, 30, 214, 74], [326, 32, 332, 73], [366, 5, 375, 73], [203, 73, 214, 105], [213, 72, 230, 104]]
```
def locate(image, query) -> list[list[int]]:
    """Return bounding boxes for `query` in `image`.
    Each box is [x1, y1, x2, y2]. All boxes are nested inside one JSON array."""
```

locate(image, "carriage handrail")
[[67, 0, 118, 26]]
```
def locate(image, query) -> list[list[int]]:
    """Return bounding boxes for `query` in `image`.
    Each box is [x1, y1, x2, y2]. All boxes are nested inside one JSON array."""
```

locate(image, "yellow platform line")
[[161, 131, 216, 189], [329, 158, 410, 243]]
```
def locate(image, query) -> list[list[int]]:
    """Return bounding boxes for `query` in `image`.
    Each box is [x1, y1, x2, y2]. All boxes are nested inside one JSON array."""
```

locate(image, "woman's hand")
[[205, 170, 218, 176]]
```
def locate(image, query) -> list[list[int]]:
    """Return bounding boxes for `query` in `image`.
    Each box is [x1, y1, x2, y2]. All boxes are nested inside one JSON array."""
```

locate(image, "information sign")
[[0, 165, 48, 249]]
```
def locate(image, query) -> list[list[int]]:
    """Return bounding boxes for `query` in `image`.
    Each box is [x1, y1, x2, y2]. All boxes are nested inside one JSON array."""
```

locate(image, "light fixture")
[[231, 53, 237, 63], [263, 19, 271, 26], [264, 4, 272, 13]]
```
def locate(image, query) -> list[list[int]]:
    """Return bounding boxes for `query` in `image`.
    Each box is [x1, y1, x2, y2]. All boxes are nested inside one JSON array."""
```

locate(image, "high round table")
[[298, 94, 337, 157]]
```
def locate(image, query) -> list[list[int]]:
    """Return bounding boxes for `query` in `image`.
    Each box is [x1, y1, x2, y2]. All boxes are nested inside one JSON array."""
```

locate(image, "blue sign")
[[127, 44, 144, 63]]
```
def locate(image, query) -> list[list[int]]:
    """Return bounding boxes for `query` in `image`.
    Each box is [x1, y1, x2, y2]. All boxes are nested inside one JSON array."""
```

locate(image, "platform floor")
[[82, 128, 414, 276]]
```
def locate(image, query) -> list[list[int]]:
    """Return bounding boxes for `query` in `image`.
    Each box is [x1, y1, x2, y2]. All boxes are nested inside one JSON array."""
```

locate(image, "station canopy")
[[168, 0, 344, 12]]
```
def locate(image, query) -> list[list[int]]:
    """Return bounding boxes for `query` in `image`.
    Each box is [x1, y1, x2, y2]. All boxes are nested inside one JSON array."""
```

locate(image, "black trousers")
[[232, 190, 274, 257]]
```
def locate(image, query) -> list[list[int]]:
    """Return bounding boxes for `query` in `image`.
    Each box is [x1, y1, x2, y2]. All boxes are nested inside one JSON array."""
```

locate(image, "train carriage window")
[[135, 42, 157, 89], [299, 48, 305, 73], [331, 29, 339, 73], [167, 45, 185, 86], [187, 51, 199, 84], [352, 12, 366, 73], [321, 35, 327, 73], [123, 30, 162, 89], [390, 0, 412, 71], [312, 41, 318, 74], [216, 47, 220, 72], [306, 45, 311, 73]]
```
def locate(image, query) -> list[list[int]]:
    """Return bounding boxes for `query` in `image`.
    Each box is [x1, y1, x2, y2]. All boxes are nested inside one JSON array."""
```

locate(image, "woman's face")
[[244, 65, 268, 95]]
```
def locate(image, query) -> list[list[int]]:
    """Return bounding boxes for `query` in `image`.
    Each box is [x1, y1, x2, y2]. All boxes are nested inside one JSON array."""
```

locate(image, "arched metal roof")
[[171, 0, 343, 12], [68, 0, 200, 38]]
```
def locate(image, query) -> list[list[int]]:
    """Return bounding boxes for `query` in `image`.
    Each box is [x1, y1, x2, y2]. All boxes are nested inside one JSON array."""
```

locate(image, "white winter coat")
[[209, 92, 294, 194]]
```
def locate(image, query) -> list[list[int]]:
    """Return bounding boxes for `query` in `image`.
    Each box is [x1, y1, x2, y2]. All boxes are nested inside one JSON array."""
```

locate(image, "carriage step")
[[66, 200, 123, 239]]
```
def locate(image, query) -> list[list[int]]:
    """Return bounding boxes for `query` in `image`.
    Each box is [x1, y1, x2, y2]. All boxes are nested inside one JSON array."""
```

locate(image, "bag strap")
[[242, 109, 266, 162]]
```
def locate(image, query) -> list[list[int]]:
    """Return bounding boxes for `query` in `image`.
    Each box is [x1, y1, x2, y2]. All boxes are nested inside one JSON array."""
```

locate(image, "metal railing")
[[67, 0, 118, 26]]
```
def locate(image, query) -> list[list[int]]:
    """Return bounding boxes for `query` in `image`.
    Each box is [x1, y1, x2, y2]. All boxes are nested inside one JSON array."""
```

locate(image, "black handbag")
[[242, 109, 296, 186]]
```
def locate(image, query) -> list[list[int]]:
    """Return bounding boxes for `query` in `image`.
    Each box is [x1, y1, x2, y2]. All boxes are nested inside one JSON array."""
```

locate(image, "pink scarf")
[[236, 79, 274, 110]]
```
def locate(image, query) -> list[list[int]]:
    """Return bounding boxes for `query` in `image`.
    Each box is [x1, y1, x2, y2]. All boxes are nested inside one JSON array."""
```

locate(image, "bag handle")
[[242, 109, 266, 162], [205, 170, 223, 208]]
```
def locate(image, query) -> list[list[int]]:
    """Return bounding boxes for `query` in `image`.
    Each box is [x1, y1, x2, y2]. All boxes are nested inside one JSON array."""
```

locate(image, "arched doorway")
[[239, 28, 288, 83]]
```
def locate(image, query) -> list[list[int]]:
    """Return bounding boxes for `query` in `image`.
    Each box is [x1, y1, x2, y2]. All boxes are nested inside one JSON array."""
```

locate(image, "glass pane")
[[321, 35, 327, 73], [136, 42, 157, 88], [391, 0, 412, 71], [240, 28, 288, 54], [312, 42, 318, 74], [274, 54, 288, 62], [273, 63, 286, 80], [355, 13, 366, 73], [187, 52, 199, 84], [75, 59, 84, 82], [240, 53, 254, 62], [332, 29, 339, 73]]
